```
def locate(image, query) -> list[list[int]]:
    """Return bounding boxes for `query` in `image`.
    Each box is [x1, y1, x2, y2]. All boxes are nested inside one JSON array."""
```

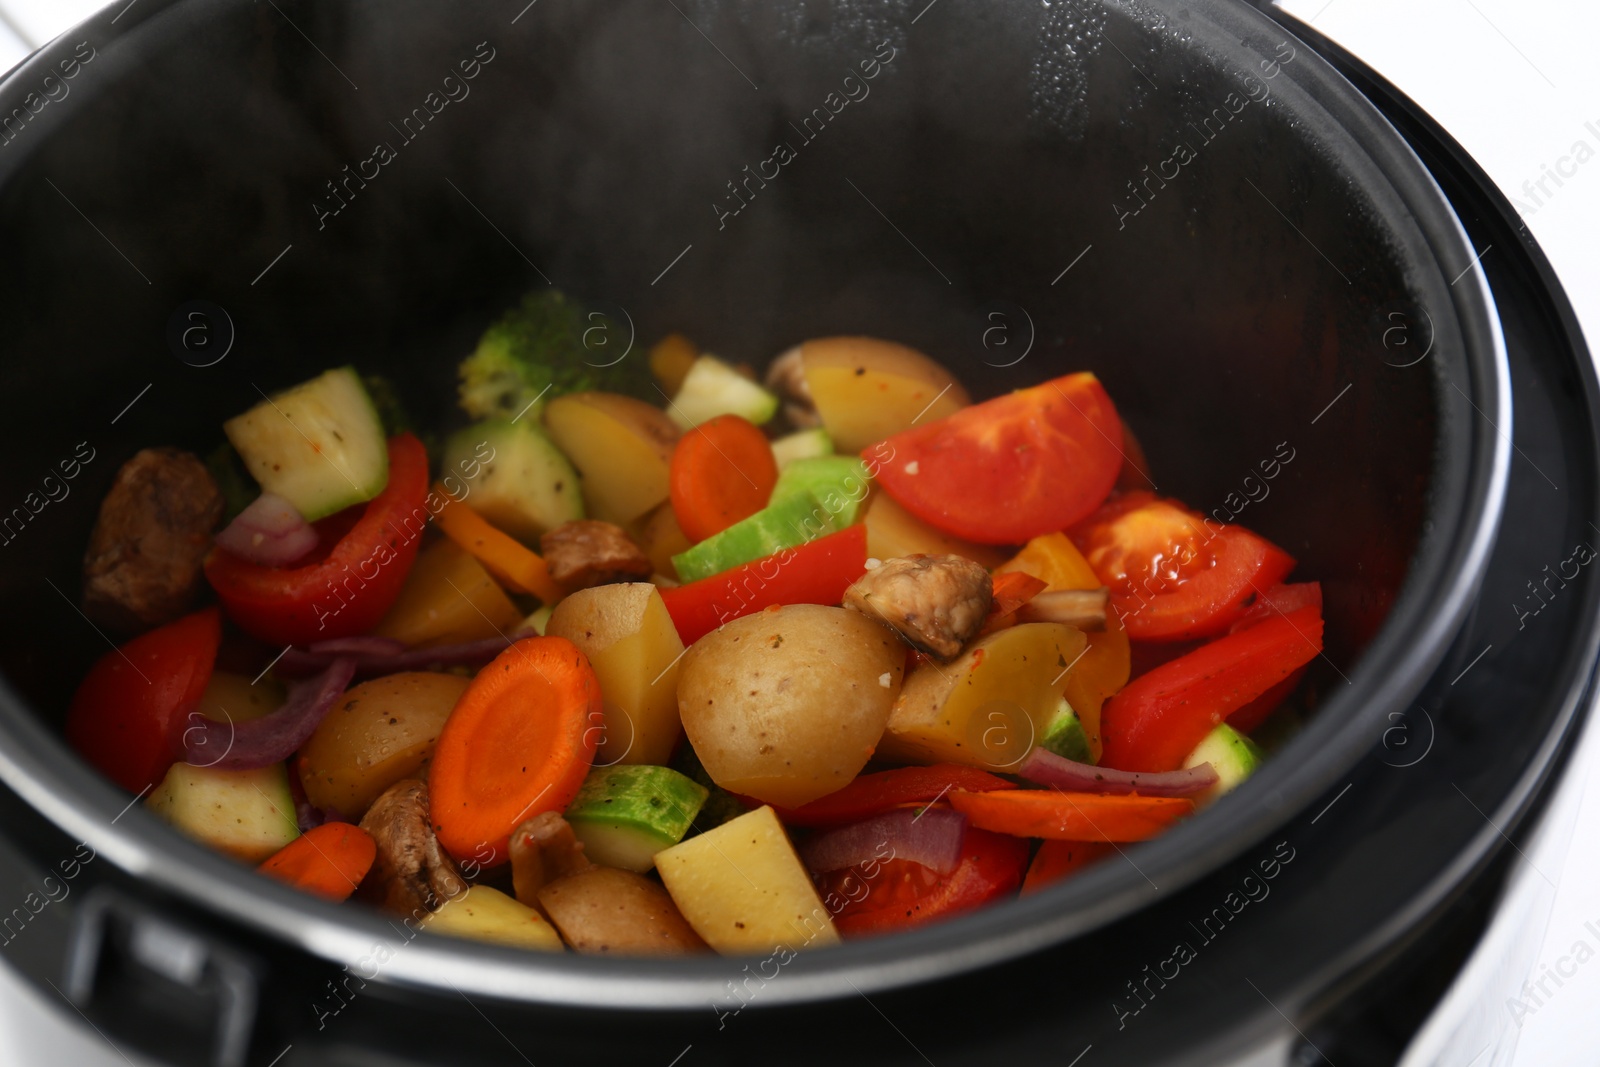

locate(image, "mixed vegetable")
[[64, 291, 1323, 956]]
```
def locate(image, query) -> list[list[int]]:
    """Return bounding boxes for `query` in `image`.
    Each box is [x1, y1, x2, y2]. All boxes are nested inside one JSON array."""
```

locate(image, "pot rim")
[[0, 0, 1511, 1009]]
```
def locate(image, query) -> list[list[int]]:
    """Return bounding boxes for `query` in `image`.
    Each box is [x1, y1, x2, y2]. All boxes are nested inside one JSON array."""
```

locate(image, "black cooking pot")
[[0, 0, 1560, 1063]]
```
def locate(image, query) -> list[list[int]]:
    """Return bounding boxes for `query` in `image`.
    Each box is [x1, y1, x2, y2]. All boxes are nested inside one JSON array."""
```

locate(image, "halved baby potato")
[[792, 337, 969, 454], [298, 671, 471, 821], [544, 392, 680, 525], [879, 622, 1088, 771]]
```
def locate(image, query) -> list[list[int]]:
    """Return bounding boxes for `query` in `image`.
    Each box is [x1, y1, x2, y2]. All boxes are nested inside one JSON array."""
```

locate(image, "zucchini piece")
[[147, 762, 299, 864], [565, 765, 709, 872], [224, 366, 389, 521], [1182, 724, 1264, 803], [441, 419, 583, 543], [670, 490, 834, 584], [770, 427, 833, 469], [667, 356, 778, 430], [1039, 700, 1093, 764], [769, 455, 871, 528]]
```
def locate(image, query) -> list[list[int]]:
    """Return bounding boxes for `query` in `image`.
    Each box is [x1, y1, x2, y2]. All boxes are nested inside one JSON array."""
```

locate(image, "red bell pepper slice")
[[659, 523, 868, 646], [774, 764, 1017, 828], [1100, 605, 1324, 772], [205, 434, 430, 646], [65, 607, 221, 794], [1230, 582, 1323, 633], [816, 826, 1029, 937], [1227, 668, 1307, 734]]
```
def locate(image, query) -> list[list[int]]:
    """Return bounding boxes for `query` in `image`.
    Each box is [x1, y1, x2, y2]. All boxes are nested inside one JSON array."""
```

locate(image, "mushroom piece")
[[509, 812, 706, 955], [539, 519, 653, 591], [537, 867, 708, 956], [1016, 587, 1111, 631], [82, 447, 223, 632], [764, 345, 821, 428], [509, 810, 593, 909], [358, 779, 466, 918], [845, 554, 994, 660]]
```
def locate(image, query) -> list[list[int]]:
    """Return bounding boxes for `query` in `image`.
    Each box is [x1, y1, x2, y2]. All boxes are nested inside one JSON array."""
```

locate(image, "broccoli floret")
[[362, 373, 414, 436], [458, 290, 655, 421]]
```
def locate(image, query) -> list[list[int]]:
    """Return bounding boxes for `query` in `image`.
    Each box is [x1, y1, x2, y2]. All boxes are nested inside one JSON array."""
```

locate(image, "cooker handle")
[[63, 885, 260, 1067]]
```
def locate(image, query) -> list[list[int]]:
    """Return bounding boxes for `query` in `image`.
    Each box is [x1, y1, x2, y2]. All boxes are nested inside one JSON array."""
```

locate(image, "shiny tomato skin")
[[65, 607, 221, 793], [817, 826, 1029, 936], [205, 434, 429, 646], [867, 372, 1123, 545], [1072, 492, 1296, 642]]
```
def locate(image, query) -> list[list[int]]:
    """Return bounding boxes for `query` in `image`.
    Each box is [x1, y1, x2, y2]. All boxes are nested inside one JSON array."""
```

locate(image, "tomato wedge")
[[65, 607, 221, 794], [658, 524, 867, 645], [816, 827, 1028, 936], [669, 414, 779, 543], [1021, 839, 1114, 895], [1100, 605, 1324, 772], [949, 789, 1193, 840], [867, 372, 1123, 545], [1071, 491, 1295, 642], [775, 764, 1017, 828], [205, 434, 430, 646]]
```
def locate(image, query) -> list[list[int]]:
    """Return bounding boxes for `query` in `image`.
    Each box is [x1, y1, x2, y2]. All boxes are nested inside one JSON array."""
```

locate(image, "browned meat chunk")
[[540, 519, 652, 590], [845, 554, 993, 659], [358, 779, 466, 918], [81, 448, 223, 632]]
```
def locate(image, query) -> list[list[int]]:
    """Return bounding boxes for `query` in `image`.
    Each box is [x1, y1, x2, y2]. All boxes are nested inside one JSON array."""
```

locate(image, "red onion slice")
[[307, 636, 407, 657], [801, 806, 967, 875], [214, 493, 318, 567], [182, 657, 357, 770], [1019, 746, 1219, 798], [273, 631, 537, 680]]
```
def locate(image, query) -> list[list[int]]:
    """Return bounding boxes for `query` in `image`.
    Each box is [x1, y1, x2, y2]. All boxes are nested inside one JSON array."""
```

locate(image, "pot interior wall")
[[0, 0, 1433, 731]]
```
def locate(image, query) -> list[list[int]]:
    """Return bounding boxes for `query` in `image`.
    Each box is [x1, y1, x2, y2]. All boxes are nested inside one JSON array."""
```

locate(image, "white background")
[[0, 0, 1596, 1063]]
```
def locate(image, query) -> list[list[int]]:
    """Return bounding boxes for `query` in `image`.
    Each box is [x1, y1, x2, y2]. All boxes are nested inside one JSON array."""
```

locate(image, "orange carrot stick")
[[948, 789, 1192, 841], [257, 822, 377, 902], [432, 485, 565, 605]]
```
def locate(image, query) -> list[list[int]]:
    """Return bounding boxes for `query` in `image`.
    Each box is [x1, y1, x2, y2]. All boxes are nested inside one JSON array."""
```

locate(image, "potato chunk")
[[677, 605, 903, 807], [655, 806, 838, 954], [545, 583, 686, 766]]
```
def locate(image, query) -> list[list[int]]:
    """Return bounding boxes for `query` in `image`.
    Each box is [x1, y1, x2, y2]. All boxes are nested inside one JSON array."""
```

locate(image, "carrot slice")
[[948, 789, 1193, 841], [428, 636, 601, 864], [669, 415, 779, 543], [1021, 839, 1114, 895], [432, 485, 565, 605], [257, 822, 377, 902]]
